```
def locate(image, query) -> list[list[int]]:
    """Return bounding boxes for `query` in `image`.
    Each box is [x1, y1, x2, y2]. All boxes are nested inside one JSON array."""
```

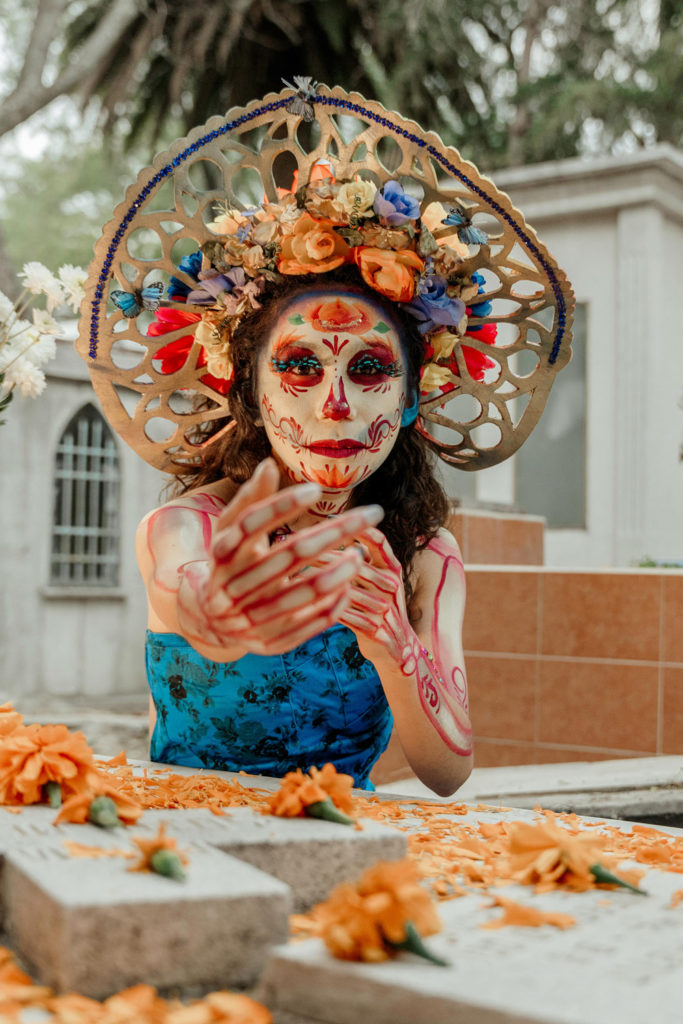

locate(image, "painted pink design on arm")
[[146, 496, 226, 596], [407, 542, 471, 752]]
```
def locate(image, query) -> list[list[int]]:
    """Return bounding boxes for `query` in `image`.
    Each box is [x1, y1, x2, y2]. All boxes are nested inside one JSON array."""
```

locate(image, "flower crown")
[[150, 163, 497, 399]]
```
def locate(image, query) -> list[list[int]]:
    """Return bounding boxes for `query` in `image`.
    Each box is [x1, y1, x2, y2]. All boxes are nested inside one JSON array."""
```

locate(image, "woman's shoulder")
[[417, 527, 464, 565], [139, 477, 239, 528]]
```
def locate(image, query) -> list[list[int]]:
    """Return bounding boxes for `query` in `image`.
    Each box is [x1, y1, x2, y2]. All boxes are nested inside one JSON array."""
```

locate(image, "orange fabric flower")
[[128, 822, 189, 874], [350, 246, 424, 302], [482, 895, 576, 930], [316, 859, 441, 962], [279, 213, 349, 274], [269, 763, 354, 818], [0, 723, 98, 805]]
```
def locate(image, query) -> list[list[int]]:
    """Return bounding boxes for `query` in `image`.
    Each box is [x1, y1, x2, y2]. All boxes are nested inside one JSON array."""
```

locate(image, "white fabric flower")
[[0, 319, 33, 371], [25, 332, 57, 367], [58, 264, 87, 313], [19, 263, 65, 312], [0, 290, 15, 325], [32, 308, 60, 335], [4, 358, 47, 398]]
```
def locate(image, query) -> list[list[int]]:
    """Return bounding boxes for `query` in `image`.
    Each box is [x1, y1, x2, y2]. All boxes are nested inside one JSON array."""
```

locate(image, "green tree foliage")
[[0, 140, 135, 272], [54, 0, 682, 168]]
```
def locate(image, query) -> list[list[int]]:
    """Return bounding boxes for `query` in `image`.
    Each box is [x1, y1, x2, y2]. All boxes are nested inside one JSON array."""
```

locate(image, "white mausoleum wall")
[[493, 146, 683, 568], [0, 336, 160, 702]]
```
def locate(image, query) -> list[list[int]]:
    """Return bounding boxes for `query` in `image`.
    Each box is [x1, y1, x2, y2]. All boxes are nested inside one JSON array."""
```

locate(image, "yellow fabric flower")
[[420, 362, 457, 393], [337, 180, 377, 219]]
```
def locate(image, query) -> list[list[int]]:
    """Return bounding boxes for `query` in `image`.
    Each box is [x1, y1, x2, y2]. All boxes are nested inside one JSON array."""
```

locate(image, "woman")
[[137, 274, 473, 795], [78, 83, 572, 796]]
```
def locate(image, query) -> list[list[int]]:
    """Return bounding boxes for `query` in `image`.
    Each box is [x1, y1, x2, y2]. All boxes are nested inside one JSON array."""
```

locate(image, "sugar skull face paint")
[[256, 291, 408, 491]]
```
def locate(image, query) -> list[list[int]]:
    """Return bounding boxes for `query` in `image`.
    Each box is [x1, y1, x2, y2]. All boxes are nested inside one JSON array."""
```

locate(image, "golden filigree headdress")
[[76, 82, 574, 474]]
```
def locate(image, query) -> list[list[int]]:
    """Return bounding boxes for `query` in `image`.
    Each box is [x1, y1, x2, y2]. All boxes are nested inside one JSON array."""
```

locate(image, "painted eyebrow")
[[271, 329, 305, 354], [353, 333, 401, 356]]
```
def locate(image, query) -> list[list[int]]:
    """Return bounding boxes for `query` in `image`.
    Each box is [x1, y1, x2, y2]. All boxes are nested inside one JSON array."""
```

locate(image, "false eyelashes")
[[271, 354, 322, 375], [271, 354, 401, 378]]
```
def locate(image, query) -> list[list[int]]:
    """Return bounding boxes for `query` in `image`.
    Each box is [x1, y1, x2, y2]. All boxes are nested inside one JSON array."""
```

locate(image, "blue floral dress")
[[145, 623, 393, 790]]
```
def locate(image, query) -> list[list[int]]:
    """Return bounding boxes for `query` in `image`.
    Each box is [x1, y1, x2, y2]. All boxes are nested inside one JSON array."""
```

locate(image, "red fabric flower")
[[147, 308, 231, 395]]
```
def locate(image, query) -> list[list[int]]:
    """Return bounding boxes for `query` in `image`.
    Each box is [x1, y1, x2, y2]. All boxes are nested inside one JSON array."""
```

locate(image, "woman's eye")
[[349, 355, 399, 379], [271, 355, 322, 377]]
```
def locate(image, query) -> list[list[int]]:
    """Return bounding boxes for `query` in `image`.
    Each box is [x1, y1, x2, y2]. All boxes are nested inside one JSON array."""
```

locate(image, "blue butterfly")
[[442, 206, 489, 246], [111, 282, 163, 317]]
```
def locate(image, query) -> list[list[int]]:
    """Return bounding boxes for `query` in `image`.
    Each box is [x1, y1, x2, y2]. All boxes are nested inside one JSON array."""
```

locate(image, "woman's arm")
[[339, 527, 473, 797], [136, 458, 383, 661]]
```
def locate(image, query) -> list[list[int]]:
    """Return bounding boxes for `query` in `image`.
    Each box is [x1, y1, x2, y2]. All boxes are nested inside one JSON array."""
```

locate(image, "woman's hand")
[[337, 527, 415, 668], [176, 460, 384, 656]]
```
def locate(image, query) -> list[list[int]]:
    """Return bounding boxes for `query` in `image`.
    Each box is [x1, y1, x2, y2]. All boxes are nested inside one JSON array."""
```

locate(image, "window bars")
[[50, 404, 121, 586]]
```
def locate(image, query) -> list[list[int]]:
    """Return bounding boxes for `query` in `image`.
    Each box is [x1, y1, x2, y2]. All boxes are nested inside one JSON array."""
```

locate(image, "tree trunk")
[[0, 0, 142, 139], [506, 0, 548, 166], [0, 222, 19, 300]]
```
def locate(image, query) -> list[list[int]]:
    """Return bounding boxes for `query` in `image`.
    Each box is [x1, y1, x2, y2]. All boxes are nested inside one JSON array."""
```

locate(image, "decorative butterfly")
[[442, 205, 489, 246], [282, 76, 320, 122], [110, 282, 164, 317]]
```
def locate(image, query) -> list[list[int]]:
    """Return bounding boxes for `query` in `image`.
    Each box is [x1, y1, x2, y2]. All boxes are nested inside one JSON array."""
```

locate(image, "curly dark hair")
[[171, 269, 450, 622]]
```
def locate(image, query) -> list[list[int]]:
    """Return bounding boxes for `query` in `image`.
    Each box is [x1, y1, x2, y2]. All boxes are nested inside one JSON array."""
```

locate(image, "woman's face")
[[256, 290, 408, 490]]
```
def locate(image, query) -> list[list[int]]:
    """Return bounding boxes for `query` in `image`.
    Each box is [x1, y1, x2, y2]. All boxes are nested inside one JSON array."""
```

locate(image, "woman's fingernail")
[[296, 482, 322, 502], [361, 504, 384, 522]]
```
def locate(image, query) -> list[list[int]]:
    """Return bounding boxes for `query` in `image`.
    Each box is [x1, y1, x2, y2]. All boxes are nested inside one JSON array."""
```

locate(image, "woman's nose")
[[321, 375, 352, 421]]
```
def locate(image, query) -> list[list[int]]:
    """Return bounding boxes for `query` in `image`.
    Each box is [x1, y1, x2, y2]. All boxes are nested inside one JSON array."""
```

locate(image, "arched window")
[[50, 404, 121, 586]]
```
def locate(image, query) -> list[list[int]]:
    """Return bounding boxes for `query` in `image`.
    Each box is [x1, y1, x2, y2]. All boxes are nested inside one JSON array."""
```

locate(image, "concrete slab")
[[3, 827, 291, 999], [380, 756, 683, 826], [137, 808, 407, 912], [259, 813, 683, 1024]]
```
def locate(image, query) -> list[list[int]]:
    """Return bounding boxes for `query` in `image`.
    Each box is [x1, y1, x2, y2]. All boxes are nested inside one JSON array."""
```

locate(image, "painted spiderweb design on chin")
[[77, 85, 573, 473]]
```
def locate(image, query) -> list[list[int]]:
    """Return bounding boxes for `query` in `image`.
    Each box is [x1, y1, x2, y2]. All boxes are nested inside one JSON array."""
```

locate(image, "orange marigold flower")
[[350, 246, 424, 302], [0, 702, 23, 737], [55, 776, 143, 826], [309, 763, 354, 815], [279, 213, 349, 274], [0, 723, 97, 806], [269, 763, 354, 818], [128, 822, 189, 875], [316, 859, 441, 962], [166, 991, 273, 1023], [507, 820, 605, 886]]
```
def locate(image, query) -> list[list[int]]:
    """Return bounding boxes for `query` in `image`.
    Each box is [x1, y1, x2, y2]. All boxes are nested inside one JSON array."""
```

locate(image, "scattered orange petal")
[[482, 895, 576, 930], [63, 841, 135, 860], [670, 890, 683, 908]]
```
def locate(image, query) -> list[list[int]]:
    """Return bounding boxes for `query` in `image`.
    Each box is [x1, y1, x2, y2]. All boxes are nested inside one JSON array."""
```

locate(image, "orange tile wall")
[[371, 513, 683, 784], [464, 568, 683, 766]]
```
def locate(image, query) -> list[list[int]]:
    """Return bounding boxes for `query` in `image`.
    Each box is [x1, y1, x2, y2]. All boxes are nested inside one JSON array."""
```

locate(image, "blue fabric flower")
[[186, 267, 247, 305], [406, 274, 465, 334], [168, 251, 203, 300], [373, 180, 420, 226], [470, 299, 492, 317]]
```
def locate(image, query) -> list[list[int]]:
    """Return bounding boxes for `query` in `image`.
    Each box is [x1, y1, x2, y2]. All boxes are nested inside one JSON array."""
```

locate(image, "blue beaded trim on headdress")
[[88, 94, 566, 365]]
